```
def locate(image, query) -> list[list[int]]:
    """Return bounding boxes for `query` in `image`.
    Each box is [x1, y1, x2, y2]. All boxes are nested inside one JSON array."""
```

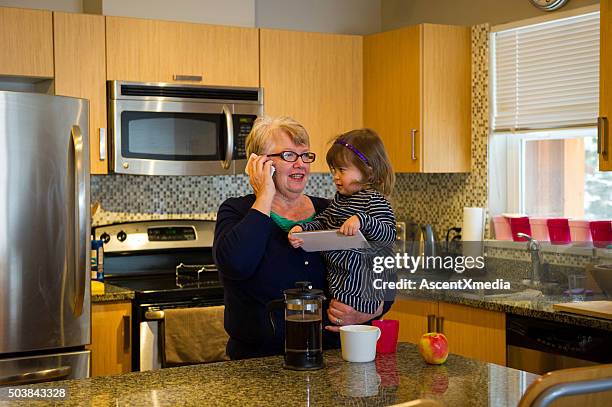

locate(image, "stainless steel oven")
[[93, 220, 225, 372], [108, 81, 263, 176]]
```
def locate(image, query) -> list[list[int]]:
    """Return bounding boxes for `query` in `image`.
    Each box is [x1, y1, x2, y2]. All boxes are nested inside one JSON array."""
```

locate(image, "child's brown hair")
[[325, 129, 395, 196]]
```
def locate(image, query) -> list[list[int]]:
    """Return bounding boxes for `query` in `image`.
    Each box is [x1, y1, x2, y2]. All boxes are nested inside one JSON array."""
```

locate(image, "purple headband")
[[334, 139, 370, 166]]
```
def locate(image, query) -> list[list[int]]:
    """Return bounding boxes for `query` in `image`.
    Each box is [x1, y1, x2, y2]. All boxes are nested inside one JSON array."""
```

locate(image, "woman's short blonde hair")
[[245, 116, 310, 156]]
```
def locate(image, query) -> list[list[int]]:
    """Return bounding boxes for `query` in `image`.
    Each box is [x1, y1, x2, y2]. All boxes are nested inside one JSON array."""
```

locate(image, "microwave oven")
[[108, 81, 263, 176]]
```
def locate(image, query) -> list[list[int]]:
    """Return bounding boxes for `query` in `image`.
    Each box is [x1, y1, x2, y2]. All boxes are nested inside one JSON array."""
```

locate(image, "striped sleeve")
[[300, 218, 326, 231], [355, 192, 396, 241], [299, 195, 342, 231]]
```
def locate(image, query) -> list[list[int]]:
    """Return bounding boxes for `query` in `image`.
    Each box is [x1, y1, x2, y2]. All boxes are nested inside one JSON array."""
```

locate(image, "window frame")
[[489, 127, 598, 216]]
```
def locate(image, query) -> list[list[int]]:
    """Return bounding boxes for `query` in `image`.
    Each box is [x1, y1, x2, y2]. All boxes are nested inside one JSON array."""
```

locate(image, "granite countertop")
[[91, 283, 134, 303], [4, 343, 537, 407], [397, 286, 612, 331]]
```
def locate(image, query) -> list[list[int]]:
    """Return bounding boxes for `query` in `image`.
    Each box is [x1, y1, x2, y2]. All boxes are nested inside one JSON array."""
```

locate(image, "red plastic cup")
[[547, 218, 571, 245], [509, 217, 531, 241], [590, 221, 612, 248], [372, 319, 399, 354]]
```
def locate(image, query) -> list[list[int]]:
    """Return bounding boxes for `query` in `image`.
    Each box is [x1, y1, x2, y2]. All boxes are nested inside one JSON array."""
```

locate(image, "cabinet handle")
[[436, 316, 444, 334], [599, 117, 609, 160], [411, 129, 417, 160], [99, 128, 106, 161], [427, 314, 436, 333], [123, 315, 130, 350], [597, 117, 602, 154], [173, 74, 202, 82]]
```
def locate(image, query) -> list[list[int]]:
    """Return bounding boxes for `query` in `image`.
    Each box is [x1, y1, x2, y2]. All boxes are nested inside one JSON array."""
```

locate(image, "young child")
[[288, 128, 396, 315]]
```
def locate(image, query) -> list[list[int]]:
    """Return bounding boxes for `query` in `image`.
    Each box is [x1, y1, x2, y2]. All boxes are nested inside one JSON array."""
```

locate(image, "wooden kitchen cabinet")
[[54, 12, 108, 175], [600, 0, 612, 171], [364, 24, 471, 173], [260, 29, 363, 173], [437, 302, 506, 366], [89, 301, 132, 377], [384, 298, 438, 345], [0, 7, 53, 78], [387, 298, 506, 365], [106, 16, 259, 87]]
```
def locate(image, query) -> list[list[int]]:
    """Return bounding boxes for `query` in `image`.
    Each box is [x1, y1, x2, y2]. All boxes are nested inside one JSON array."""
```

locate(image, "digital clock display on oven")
[[147, 226, 196, 241]]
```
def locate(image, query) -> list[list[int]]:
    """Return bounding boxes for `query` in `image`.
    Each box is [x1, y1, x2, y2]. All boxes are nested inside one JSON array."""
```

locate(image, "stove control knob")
[[117, 230, 127, 242], [100, 232, 111, 244]]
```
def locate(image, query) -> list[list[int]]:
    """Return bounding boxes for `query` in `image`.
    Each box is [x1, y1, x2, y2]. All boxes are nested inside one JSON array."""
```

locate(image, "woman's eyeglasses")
[[267, 151, 316, 163]]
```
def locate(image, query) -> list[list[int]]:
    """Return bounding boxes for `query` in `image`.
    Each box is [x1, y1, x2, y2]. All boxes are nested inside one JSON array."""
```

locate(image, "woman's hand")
[[325, 299, 383, 332], [248, 153, 276, 215], [339, 215, 361, 236], [288, 225, 304, 248]]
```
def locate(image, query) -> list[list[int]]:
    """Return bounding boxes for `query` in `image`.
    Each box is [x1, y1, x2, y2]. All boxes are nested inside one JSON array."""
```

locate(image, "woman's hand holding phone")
[[248, 153, 276, 215]]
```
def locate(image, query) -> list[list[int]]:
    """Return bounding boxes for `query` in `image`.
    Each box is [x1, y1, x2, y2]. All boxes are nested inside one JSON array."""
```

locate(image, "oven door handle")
[[221, 105, 233, 170], [145, 310, 165, 320]]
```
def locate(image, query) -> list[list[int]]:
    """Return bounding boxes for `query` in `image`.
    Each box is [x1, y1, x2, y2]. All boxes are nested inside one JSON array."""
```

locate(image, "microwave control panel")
[[233, 115, 257, 160]]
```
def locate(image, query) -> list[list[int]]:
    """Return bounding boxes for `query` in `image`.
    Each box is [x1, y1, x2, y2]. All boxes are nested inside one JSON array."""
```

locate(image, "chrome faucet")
[[517, 232, 546, 286]]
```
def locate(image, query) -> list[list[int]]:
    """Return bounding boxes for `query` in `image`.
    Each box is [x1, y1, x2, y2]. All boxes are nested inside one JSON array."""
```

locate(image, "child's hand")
[[288, 225, 304, 248], [339, 215, 361, 236]]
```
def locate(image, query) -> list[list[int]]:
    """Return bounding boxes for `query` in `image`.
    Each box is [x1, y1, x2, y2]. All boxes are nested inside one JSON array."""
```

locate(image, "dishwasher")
[[506, 314, 612, 375]]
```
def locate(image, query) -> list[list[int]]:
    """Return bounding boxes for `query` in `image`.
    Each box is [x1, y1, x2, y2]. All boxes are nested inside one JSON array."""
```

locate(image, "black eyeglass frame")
[[266, 151, 316, 163]]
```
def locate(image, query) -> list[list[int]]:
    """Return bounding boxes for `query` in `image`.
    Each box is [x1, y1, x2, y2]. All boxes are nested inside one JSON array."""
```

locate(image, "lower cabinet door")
[[89, 301, 132, 377], [438, 302, 506, 366], [384, 298, 439, 345]]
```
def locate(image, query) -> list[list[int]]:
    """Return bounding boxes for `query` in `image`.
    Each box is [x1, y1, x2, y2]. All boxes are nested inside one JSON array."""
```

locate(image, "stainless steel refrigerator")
[[0, 91, 91, 385]]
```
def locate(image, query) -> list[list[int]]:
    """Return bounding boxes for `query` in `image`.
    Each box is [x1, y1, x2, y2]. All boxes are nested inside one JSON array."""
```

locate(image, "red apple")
[[418, 333, 449, 364]]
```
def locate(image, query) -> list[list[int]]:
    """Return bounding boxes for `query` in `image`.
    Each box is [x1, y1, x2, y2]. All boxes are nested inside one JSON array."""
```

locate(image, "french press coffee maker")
[[268, 281, 325, 370]]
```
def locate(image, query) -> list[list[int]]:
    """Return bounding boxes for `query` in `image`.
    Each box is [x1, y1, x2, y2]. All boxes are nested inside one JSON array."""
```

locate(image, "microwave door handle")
[[222, 105, 233, 170]]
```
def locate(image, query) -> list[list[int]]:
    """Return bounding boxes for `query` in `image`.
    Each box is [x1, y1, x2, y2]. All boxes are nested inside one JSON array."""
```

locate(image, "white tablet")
[[293, 230, 370, 252]]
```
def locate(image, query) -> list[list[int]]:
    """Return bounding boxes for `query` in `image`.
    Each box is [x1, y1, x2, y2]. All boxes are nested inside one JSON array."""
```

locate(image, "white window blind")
[[493, 12, 600, 131]]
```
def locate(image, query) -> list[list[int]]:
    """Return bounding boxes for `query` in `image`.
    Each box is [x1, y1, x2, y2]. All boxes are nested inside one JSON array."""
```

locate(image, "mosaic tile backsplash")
[[90, 24, 595, 266]]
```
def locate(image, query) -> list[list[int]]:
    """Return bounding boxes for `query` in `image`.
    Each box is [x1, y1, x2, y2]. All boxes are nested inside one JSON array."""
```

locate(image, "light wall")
[[1, 0, 601, 33], [99, 0, 255, 27], [0, 0, 81, 12], [0, 0, 381, 34], [381, 0, 599, 30], [256, 0, 381, 35]]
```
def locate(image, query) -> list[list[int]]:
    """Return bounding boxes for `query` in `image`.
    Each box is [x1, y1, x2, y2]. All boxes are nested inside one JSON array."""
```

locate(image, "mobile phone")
[[245, 154, 275, 176]]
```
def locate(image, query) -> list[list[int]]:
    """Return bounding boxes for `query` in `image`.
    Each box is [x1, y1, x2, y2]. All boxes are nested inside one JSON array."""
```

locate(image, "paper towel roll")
[[462, 207, 485, 260], [462, 207, 485, 241]]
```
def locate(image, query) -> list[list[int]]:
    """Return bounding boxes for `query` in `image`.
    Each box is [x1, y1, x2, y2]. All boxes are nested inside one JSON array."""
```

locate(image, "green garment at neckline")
[[270, 212, 315, 232]]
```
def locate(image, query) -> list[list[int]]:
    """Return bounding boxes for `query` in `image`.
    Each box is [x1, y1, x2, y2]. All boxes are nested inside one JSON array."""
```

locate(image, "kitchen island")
[[4, 343, 537, 406]]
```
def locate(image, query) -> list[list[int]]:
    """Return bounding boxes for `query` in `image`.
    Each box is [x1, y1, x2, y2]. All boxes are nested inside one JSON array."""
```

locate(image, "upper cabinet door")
[[106, 16, 259, 87], [364, 24, 471, 173], [600, 0, 612, 171], [0, 7, 53, 78], [421, 24, 471, 173], [260, 29, 363, 173], [54, 12, 108, 175], [364, 25, 421, 173]]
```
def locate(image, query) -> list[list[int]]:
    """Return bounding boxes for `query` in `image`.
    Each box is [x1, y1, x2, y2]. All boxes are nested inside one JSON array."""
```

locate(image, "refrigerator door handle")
[[71, 125, 86, 316], [0, 366, 72, 386]]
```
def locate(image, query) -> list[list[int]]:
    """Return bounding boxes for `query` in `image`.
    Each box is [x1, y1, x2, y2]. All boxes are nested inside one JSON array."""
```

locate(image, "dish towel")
[[163, 305, 229, 366]]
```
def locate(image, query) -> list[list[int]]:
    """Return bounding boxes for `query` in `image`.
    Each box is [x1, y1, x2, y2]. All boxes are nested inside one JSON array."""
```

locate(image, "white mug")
[[339, 325, 381, 363]]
